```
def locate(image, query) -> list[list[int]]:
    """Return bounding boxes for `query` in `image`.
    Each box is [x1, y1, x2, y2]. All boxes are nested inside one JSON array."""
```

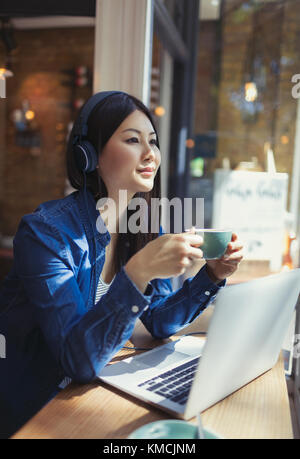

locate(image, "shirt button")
[[204, 291, 210, 296], [131, 305, 139, 313]]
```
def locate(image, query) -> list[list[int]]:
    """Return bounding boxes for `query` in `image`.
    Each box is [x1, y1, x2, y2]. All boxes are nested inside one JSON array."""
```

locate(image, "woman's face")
[[98, 109, 161, 199]]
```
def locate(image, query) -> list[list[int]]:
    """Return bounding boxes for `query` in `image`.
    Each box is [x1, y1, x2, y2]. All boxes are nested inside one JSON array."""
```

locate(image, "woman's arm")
[[125, 231, 243, 339], [14, 216, 155, 384], [139, 265, 225, 339]]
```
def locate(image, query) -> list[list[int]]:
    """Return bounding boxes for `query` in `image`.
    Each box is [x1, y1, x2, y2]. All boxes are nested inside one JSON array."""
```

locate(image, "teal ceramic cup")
[[128, 420, 220, 439], [195, 229, 232, 260]]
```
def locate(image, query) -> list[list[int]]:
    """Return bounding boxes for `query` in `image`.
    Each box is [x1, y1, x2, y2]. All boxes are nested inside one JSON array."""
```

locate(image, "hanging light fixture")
[[244, 81, 258, 102], [239, 7, 266, 124]]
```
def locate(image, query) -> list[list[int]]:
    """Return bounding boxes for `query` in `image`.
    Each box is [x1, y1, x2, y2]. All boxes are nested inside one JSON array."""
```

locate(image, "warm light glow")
[[154, 106, 165, 117], [25, 110, 35, 121], [244, 82, 258, 102], [281, 135, 289, 145], [0, 68, 13, 78], [186, 139, 195, 148]]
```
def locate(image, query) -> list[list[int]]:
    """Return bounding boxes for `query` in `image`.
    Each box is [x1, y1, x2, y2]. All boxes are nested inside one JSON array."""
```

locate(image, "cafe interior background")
[[0, 0, 300, 434]]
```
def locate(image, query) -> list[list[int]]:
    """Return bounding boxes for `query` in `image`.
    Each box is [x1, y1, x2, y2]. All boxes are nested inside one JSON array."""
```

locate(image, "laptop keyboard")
[[137, 357, 199, 405]]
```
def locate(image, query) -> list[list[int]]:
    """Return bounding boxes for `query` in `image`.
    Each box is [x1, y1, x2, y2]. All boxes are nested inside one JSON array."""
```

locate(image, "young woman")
[[0, 91, 243, 437]]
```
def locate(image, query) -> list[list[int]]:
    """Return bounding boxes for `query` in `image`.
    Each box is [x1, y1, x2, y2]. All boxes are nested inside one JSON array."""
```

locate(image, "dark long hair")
[[66, 92, 161, 273]]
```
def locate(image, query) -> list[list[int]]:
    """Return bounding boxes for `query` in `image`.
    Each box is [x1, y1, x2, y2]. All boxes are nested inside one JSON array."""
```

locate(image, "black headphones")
[[72, 90, 126, 173]]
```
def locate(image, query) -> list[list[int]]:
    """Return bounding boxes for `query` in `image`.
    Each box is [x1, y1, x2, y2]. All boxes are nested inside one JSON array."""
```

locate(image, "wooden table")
[[12, 308, 293, 440]]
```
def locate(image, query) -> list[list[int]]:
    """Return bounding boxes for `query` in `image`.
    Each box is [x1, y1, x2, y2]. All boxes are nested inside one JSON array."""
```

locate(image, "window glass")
[[191, 0, 300, 279]]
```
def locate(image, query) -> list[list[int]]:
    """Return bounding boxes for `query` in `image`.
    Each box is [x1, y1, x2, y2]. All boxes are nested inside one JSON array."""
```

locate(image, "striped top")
[[95, 274, 115, 304], [58, 274, 114, 390]]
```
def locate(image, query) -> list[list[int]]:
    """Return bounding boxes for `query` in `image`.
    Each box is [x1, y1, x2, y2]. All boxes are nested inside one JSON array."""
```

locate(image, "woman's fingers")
[[225, 239, 243, 255], [181, 233, 203, 247], [221, 253, 243, 264], [231, 232, 238, 242], [188, 246, 203, 259], [183, 230, 244, 264]]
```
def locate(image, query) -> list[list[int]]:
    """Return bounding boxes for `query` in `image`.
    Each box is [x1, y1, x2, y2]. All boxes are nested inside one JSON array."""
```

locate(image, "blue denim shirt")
[[0, 189, 224, 437]]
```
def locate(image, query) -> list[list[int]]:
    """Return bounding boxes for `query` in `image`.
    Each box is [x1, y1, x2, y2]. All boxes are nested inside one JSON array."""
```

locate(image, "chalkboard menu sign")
[[212, 170, 288, 266]]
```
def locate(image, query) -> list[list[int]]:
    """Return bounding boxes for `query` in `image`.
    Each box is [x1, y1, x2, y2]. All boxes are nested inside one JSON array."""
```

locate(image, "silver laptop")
[[98, 269, 300, 419]]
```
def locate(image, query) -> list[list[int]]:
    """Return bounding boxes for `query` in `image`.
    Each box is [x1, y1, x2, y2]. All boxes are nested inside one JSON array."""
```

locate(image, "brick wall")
[[0, 27, 94, 236], [194, 20, 219, 134]]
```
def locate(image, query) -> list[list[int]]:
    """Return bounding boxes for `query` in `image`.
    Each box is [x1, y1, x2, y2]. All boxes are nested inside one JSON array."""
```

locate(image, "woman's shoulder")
[[17, 191, 82, 239], [33, 191, 79, 220], [14, 191, 89, 265]]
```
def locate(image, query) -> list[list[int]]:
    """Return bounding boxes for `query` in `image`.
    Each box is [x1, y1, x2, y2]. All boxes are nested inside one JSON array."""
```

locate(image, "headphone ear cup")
[[74, 140, 98, 173]]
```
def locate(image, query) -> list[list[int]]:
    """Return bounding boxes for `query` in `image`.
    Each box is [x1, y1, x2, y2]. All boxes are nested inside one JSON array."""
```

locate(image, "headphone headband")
[[73, 90, 126, 138]]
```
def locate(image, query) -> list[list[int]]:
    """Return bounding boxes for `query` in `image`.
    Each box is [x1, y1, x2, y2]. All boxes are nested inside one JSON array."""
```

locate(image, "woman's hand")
[[124, 233, 204, 293], [205, 233, 243, 283]]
